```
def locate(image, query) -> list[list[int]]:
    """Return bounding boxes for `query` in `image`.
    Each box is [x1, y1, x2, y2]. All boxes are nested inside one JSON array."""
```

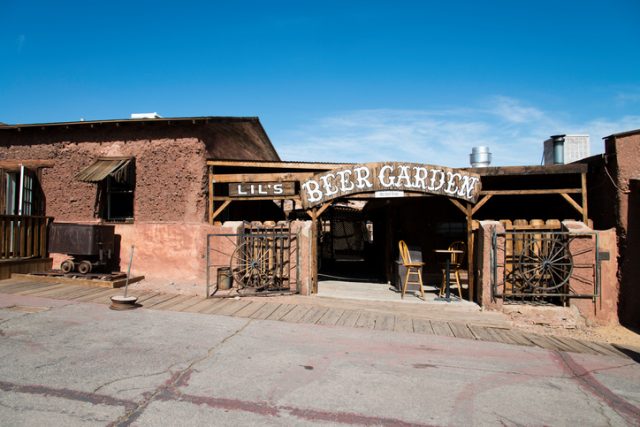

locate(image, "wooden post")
[[466, 203, 474, 302], [208, 166, 215, 225], [310, 208, 318, 294], [581, 172, 588, 224]]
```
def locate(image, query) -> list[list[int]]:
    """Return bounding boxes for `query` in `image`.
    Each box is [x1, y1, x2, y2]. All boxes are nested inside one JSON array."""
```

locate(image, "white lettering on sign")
[[229, 182, 295, 197], [300, 162, 481, 208]]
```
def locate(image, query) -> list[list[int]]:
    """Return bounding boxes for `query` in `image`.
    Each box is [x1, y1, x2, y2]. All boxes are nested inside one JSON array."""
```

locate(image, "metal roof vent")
[[130, 112, 162, 119], [470, 146, 492, 167]]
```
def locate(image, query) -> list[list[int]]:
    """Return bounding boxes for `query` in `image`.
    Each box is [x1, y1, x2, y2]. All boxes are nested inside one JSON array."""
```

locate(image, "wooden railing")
[[0, 215, 53, 260]]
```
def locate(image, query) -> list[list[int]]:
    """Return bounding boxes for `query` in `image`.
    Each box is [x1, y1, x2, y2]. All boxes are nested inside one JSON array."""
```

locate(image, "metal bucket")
[[217, 267, 232, 290]]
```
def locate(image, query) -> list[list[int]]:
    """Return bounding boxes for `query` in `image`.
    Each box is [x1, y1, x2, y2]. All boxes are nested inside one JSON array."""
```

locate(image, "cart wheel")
[[61, 260, 75, 273], [229, 242, 269, 290], [78, 261, 92, 274], [517, 234, 573, 293]]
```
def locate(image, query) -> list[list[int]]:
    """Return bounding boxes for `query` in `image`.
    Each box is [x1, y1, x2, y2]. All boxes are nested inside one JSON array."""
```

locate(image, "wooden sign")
[[229, 182, 295, 197], [300, 162, 482, 208]]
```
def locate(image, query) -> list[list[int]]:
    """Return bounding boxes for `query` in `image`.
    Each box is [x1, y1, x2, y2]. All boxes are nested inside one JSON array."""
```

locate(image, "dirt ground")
[[503, 304, 640, 349]]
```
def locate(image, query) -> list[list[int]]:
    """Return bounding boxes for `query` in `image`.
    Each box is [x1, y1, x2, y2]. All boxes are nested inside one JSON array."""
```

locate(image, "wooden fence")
[[0, 215, 53, 260]]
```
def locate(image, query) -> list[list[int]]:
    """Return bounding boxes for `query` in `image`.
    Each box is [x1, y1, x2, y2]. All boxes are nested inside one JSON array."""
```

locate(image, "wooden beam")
[[581, 172, 589, 223], [0, 160, 55, 171], [207, 160, 353, 170], [448, 198, 467, 215], [211, 200, 231, 221], [480, 188, 581, 196], [212, 172, 314, 183], [315, 202, 332, 218], [560, 193, 584, 215], [469, 163, 587, 176], [471, 195, 493, 215], [212, 196, 301, 202]]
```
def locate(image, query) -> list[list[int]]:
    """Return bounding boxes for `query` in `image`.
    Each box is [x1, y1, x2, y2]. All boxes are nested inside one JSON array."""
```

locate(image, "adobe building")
[[582, 129, 640, 328], [0, 117, 635, 328]]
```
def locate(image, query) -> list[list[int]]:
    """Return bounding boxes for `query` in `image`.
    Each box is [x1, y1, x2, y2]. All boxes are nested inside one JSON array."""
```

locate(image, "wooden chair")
[[439, 241, 465, 298], [398, 240, 425, 299]]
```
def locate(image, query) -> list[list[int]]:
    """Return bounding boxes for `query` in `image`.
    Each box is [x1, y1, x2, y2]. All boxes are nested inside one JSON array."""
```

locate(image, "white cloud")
[[274, 97, 640, 167]]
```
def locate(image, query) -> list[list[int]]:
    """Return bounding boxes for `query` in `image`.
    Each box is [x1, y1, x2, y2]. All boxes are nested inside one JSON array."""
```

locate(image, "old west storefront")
[[207, 159, 614, 323], [0, 116, 619, 325]]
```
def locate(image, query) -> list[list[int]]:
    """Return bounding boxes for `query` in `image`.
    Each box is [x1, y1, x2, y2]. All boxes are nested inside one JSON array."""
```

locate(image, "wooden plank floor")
[[0, 279, 635, 360]]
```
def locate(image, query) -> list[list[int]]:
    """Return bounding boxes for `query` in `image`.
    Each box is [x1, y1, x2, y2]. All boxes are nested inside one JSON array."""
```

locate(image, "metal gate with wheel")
[[206, 222, 297, 297], [491, 230, 601, 302]]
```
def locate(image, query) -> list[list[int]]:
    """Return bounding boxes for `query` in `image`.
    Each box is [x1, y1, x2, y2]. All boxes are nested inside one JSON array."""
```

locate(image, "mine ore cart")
[[48, 223, 115, 274]]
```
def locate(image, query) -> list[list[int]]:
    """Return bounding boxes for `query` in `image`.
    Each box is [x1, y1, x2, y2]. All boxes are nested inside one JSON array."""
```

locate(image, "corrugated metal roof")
[[75, 157, 133, 183]]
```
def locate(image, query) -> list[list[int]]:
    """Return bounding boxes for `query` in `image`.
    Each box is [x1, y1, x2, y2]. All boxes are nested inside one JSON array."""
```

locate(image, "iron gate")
[[206, 222, 297, 297], [491, 230, 600, 302]]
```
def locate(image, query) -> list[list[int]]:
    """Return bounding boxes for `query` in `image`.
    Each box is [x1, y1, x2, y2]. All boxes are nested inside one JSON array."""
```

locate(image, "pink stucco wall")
[[477, 220, 619, 325]]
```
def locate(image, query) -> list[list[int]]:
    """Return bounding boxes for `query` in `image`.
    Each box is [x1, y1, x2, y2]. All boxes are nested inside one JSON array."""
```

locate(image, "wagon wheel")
[[517, 235, 573, 293], [229, 242, 270, 290]]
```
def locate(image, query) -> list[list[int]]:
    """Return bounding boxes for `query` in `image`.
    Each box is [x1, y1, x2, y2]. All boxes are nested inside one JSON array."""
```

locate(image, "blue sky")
[[1, 0, 639, 166]]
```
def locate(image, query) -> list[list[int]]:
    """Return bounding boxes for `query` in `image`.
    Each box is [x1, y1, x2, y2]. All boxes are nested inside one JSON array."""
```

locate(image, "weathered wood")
[[208, 166, 215, 225], [213, 172, 315, 183], [374, 314, 395, 331], [335, 310, 360, 327], [299, 307, 329, 324], [215, 300, 252, 316], [412, 319, 434, 335], [394, 316, 414, 333], [471, 194, 493, 215], [249, 303, 281, 320], [140, 293, 181, 308], [448, 198, 467, 215], [430, 320, 454, 337], [17, 283, 72, 296], [182, 298, 219, 313], [166, 296, 206, 312], [448, 322, 475, 340], [202, 298, 236, 314], [581, 172, 589, 223], [228, 182, 296, 197], [468, 325, 497, 342], [480, 188, 581, 195], [560, 193, 584, 215], [467, 202, 474, 302], [469, 163, 587, 176], [355, 311, 376, 329], [316, 308, 345, 326], [207, 160, 353, 170], [265, 303, 296, 321], [146, 294, 188, 310], [301, 162, 482, 208], [0, 160, 55, 171], [233, 301, 265, 318], [280, 305, 310, 322], [211, 200, 231, 221]]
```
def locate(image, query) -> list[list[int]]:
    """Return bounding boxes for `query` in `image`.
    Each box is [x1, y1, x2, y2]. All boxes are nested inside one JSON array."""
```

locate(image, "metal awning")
[[75, 157, 133, 183]]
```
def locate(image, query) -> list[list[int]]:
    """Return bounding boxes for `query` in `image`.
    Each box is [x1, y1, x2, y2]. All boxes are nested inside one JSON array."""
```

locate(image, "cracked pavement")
[[0, 293, 639, 426]]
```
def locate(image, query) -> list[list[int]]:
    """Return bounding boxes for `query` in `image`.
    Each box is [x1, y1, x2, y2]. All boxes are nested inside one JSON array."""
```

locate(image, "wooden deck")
[[0, 278, 635, 361]]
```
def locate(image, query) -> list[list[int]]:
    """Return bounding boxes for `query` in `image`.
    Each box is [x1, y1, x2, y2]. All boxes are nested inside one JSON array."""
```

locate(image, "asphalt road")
[[1, 292, 639, 426]]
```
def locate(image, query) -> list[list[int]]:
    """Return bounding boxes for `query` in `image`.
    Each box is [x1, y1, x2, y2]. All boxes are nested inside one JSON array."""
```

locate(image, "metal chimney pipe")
[[470, 146, 492, 167]]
